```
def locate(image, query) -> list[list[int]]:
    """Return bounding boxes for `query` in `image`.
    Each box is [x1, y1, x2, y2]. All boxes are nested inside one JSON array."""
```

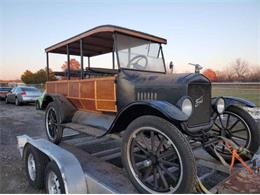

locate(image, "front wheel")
[[206, 105, 260, 161], [122, 116, 197, 193], [24, 145, 48, 189]]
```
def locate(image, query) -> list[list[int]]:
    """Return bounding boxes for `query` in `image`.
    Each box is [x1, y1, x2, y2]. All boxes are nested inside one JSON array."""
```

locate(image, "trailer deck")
[[17, 128, 260, 193]]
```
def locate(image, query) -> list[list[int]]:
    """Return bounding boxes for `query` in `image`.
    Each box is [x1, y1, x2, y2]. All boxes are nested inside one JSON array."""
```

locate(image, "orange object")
[[230, 149, 254, 174]]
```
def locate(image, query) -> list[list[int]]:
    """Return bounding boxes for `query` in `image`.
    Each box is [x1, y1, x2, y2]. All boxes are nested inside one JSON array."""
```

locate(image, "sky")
[[0, 0, 259, 80]]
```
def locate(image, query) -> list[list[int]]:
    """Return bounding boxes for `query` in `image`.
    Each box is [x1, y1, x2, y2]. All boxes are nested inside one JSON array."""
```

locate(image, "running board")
[[61, 122, 106, 137]]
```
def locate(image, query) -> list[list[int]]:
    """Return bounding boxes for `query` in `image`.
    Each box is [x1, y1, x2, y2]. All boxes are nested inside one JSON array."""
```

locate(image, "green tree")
[[21, 70, 34, 84], [21, 68, 56, 84]]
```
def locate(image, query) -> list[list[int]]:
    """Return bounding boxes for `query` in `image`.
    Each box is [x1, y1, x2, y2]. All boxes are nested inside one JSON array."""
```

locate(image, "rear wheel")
[[122, 116, 196, 193], [206, 105, 260, 161], [15, 97, 21, 106], [5, 97, 9, 104], [45, 161, 65, 194], [45, 102, 63, 144]]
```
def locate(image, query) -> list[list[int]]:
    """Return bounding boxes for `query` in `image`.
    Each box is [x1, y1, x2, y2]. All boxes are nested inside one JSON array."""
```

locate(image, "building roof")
[[45, 25, 167, 57]]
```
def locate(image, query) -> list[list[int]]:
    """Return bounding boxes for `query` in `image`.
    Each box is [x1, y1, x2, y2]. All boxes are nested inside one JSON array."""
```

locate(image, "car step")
[[61, 122, 107, 137]]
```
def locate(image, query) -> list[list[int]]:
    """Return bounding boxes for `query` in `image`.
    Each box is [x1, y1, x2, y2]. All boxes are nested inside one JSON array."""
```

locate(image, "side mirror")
[[169, 61, 174, 73]]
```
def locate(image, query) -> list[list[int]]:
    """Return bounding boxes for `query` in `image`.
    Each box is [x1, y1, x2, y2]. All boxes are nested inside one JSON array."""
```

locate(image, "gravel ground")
[[0, 101, 45, 193], [0, 100, 259, 193]]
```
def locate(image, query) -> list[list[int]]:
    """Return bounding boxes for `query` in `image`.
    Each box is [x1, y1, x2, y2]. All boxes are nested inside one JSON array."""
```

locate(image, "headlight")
[[180, 97, 193, 117], [216, 98, 225, 114]]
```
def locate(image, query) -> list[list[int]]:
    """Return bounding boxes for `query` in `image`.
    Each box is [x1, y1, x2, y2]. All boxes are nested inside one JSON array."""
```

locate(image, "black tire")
[[206, 105, 260, 162], [45, 102, 63, 144], [24, 145, 48, 189], [15, 97, 21, 106], [122, 115, 197, 194], [5, 97, 9, 104], [36, 101, 40, 110], [45, 161, 65, 194]]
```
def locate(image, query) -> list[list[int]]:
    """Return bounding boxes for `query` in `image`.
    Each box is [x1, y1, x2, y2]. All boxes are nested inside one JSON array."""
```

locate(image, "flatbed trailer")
[[17, 127, 260, 194]]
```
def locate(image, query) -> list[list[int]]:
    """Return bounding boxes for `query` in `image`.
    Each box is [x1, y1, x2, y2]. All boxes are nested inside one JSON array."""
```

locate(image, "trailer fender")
[[108, 100, 188, 134], [17, 135, 87, 194], [213, 96, 256, 109]]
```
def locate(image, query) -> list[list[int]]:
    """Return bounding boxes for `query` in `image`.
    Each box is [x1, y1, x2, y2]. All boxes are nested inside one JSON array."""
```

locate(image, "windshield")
[[116, 34, 165, 73]]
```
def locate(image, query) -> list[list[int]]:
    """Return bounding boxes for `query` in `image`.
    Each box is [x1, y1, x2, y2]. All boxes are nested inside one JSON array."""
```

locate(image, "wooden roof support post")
[[80, 39, 84, 79], [46, 52, 49, 81], [67, 44, 71, 80]]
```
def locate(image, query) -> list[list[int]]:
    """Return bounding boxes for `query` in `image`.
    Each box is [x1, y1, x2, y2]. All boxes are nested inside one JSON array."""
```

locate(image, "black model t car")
[[40, 25, 259, 193]]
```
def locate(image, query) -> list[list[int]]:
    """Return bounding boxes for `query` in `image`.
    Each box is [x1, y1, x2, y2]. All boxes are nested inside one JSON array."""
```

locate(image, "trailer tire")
[[45, 161, 65, 194], [122, 115, 197, 193], [25, 145, 48, 189], [45, 102, 63, 144]]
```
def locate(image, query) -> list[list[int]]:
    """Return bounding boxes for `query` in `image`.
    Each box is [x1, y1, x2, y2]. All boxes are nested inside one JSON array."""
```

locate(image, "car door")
[[15, 87, 22, 101], [8, 87, 16, 102]]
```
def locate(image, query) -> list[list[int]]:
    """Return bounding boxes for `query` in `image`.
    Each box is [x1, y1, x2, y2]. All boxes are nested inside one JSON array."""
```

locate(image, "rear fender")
[[43, 93, 76, 123], [108, 100, 188, 134], [42, 94, 54, 110]]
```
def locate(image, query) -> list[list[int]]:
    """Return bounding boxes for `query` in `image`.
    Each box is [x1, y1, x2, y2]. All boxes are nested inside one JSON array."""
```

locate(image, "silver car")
[[6, 86, 42, 106]]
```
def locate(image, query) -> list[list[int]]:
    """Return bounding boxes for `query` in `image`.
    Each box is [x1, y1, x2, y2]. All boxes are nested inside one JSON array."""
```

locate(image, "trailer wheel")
[[45, 161, 65, 194], [45, 102, 63, 144], [25, 145, 48, 189], [122, 116, 197, 193]]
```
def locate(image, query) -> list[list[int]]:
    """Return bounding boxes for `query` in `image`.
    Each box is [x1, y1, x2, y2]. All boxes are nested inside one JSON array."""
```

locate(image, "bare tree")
[[231, 58, 249, 81], [249, 65, 260, 82]]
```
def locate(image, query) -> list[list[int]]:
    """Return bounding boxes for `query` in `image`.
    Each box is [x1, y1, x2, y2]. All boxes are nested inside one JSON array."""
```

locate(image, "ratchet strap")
[[214, 136, 254, 174]]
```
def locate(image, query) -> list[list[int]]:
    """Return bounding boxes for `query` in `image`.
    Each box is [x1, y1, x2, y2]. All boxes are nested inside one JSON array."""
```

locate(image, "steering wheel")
[[127, 55, 148, 70]]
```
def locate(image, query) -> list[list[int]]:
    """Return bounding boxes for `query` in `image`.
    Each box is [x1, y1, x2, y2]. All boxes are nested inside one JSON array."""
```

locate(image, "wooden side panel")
[[96, 80, 115, 100], [96, 79, 116, 112], [69, 82, 79, 97], [46, 76, 117, 112], [80, 99, 96, 111], [80, 81, 95, 99], [46, 82, 55, 93], [69, 98, 83, 109], [56, 81, 68, 96]]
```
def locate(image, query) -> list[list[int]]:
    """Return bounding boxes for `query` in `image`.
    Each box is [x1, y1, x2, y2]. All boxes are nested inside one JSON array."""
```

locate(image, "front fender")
[[213, 96, 256, 108], [108, 100, 188, 134]]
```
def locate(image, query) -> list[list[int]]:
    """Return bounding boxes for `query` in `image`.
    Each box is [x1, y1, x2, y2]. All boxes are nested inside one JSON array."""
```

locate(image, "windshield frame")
[[114, 33, 166, 74]]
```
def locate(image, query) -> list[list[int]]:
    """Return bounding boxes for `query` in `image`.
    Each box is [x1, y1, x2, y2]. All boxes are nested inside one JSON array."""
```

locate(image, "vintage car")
[[41, 25, 259, 193]]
